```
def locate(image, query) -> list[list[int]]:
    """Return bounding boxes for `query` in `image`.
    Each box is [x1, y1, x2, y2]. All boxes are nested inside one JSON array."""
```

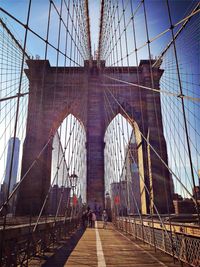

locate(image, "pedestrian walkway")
[[64, 222, 182, 267]]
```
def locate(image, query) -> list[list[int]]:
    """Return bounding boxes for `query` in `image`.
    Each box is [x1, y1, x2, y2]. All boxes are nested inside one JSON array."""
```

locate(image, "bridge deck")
[[42, 222, 182, 267]]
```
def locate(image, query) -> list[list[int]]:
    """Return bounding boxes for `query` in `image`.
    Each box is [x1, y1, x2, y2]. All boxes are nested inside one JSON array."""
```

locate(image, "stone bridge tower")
[[16, 60, 174, 215]]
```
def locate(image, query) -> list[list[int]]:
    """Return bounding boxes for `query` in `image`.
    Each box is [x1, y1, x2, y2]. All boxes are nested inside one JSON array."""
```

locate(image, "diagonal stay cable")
[[153, 2, 200, 68], [103, 74, 200, 102], [0, 92, 29, 102], [0, 7, 82, 66]]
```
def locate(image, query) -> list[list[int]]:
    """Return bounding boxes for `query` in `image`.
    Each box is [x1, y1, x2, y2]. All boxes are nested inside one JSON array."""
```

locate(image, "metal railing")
[[115, 217, 200, 267], [0, 216, 80, 266]]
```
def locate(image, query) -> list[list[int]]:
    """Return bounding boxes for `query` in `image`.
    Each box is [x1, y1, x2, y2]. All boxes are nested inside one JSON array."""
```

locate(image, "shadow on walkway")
[[42, 227, 85, 267]]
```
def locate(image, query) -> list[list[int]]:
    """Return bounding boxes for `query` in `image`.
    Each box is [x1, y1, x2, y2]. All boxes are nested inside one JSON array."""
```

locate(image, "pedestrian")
[[81, 211, 87, 228], [88, 210, 93, 227], [85, 206, 90, 227], [92, 211, 96, 228], [102, 210, 108, 229]]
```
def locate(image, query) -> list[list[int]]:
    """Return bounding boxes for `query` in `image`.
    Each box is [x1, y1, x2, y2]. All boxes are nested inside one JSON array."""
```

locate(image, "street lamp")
[[69, 173, 78, 191], [69, 173, 78, 206]]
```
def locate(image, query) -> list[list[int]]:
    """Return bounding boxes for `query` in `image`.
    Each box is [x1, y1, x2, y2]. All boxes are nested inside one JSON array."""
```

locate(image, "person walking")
[[102, 210, 108, 229], [85, 206, 90, 227], [81, 211, 87, 228], [92, 211, 96, 228], [88, 210, 93, 227]]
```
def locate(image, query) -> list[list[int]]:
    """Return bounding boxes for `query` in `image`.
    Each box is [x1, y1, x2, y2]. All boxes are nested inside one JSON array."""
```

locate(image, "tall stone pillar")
[[16, 61, 53, 215], [86, 64, 105, 211]]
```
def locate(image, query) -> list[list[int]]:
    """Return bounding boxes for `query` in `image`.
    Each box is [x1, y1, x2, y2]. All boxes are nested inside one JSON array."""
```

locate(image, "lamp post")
[[69, 173, 78, 207]]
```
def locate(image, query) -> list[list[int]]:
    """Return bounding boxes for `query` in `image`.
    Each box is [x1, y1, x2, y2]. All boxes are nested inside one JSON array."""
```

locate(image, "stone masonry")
[[16, 60, 174, 215]]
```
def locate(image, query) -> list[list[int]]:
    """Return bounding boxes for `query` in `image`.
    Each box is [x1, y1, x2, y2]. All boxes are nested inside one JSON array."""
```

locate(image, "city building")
[[124, 142, 141, 214], [111, 181, 128, 216], [193, 186, 200, 200], [4, 137, 20, 194], [48, 185, 71, 216], [172, 190, 200, 215], [173, 198, 198, 214]]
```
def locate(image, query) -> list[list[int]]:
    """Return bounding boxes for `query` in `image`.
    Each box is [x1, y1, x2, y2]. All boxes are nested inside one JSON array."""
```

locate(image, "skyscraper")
[[48, 185, 71, 215], [4, 137, 20, 194], [125, 143, 141, 214]]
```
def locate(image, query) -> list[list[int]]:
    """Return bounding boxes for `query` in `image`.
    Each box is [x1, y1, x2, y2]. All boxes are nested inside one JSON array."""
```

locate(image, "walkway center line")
[[95, 221, 106, 267]]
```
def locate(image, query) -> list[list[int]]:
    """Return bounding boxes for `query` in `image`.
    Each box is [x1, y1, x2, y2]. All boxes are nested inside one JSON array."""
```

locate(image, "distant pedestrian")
[[85, 206, 90, 227], [92, 211, 96, 228], [88, 210, 93, 227], [87, 206, 90, 213], [81, 211, 87, 228], [102, 210, 108, 229]]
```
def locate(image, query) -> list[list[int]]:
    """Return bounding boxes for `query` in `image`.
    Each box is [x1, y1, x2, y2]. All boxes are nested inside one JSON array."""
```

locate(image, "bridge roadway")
[[38, 222, 182, 267]]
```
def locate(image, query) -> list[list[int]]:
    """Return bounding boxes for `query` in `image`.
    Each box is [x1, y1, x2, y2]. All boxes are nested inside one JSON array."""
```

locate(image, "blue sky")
[[0, 0, 198, 60]]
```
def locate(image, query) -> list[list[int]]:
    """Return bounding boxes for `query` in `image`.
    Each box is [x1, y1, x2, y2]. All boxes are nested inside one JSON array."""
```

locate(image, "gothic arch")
[[104, 109, 148, 213]]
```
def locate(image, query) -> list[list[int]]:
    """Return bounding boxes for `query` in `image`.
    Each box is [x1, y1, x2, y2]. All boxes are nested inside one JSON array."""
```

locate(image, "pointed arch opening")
[[50, 114, 87, 215], [104, 113, 146, 217]]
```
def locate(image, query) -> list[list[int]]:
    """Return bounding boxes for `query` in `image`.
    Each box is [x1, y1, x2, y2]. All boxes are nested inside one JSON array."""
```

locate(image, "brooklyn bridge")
[[0, 0, 200, 266]]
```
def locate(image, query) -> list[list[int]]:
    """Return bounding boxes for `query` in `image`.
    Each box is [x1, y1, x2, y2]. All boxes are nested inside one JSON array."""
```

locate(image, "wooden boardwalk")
[[63, 222, 182, 267]]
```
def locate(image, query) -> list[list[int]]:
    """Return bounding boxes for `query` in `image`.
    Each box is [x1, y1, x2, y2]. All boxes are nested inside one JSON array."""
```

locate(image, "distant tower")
[[4, 137, 20, 194], [126, 143, 141, 214]]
